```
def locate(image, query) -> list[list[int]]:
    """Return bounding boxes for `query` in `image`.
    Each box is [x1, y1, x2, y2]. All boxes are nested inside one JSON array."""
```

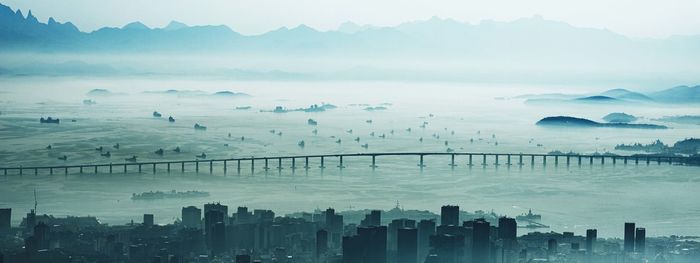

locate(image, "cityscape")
[[2, 203, 697, 263], [1, 0, 699, 262]]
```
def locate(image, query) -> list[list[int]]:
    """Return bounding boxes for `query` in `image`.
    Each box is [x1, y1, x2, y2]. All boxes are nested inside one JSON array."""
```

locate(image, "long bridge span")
[[1, 152, 696, 176]]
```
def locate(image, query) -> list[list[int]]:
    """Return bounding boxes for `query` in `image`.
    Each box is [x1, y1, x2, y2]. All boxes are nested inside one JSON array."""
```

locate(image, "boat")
[[308, 119, 318, 126], [516, 209, 542, 222], [46, 145, 52, 150], [95, 146, 103, 151], [354, 137, 360, 142], [101, 152, 111, 157], [277, 131, 282, 136], [152, 111, 162, 117], [346, 129, 353, 134], [57, 155, 67, 161], [125, 156, 137, 162], [273, 106, 287, 113], [235, 106, 252, 110], [196, 153, 207, 159], [173, 147, 181, 153], [131, 190, 210, 200], [298, 140, 305, 147], [194, 124, 207, 130], [406, 128, 412, 132], [82, 99, 96, 105], [379, 134, 386, 139], [312, 129, 318, 135], [155, 148, 164, 155], [168, 116, 175, 122], [113, 143, 120, 149], [335, 139, 342, 144], [39, 117, 60, 124], [361, 143, 369, 149], [366, 119, 373, 124], [446, 148, 455, 152]]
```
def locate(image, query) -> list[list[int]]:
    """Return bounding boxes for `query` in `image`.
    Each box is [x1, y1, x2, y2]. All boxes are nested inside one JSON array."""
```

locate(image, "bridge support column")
[[578, 156, 582, 166], [668, 157, 672, 165], [468, 154, 473, 166], [223, 161, 227, 174], [482, 154, 487, 166], [518, 155, 523, 166], [65, 167, 68, 175], [124, 164, 127, 173], [543, 156, 546, 165], [624, 157, 628, 165], [181, 162, 185, 173], [566, 156, 570, 166], [635, 157, 639, 165], [613, 157, 616, 165], [264, 158, 269, 170], [292, 158, 296, 169], [319, 157, 325, 169], [371, 155, 377, 168], [79, 166, 83, 174], [34, 168, 38, 175], [494, 155, 499, 166], [251, 159, 255, 173], [209, 161, 213, 174], [646, 157, 650, 165], [601, 156, 605, 165], [531, 155, 535, 166], [450, 154, 456, 167], [554, 156, 558, 166], [50, 168, 53, 175], [167, 163, 170, 173], [338, 156, 345, 168], [590, 156, 593, 165], [138, 164, 142, 173], [507, 155, 511, 166], [237, 160, 241, 174], [657, 157, 661, 165], [195, 162, 199, 173], [305, 157, 309, 169], [419, 155, 426, 167]]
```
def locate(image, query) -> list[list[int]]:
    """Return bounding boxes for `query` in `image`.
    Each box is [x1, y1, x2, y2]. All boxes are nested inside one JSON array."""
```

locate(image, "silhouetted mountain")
[[649, 85, 700, 103], [537, 116, 666, 129], [600, 89, 653, 101], [574, 96, 619, 103], [1, 2, 699, 64], [602, 113, 637, 123]]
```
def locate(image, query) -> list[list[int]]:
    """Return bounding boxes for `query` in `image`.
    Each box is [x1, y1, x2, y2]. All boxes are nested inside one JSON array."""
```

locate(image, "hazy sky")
[[4, 0, 700, 38]]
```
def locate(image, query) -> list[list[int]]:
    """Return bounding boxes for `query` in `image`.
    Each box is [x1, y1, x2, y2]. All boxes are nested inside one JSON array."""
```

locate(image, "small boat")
[[429, 113, 434, 117], [446, 148, 455, 153], [419, 137, 423, 143], [470, 138, 474, 143], [125, 156, 137, 162], [277, 132, 282, 136], [346, 129, 353, 134], [46, 145, 52, 150], [240, 136, 245, 141], [235, 106, 252, 110], [269, 129, 276, 134], [298, 140, 305, 147], [155, 148, 164, 155], [39, 117, 60, 124], [228, 133, 231, 138], [153, 111, 162, 118], [379, 134, 386, 139], [194, 124, 207, 130], [312, 129, 318, 135], [361, 143, 369, 149], [370, 132, 375, 137], [113, 143, 120, 149], [173, 147, 181, 153], [354, 137, 360, 142], [196, 153, 207, 159], [390, 130, 394, 135], [168, 116, 175, 122], [444, 141, 449, 146], [366, 120, 373, 124], [308, 119, 318, 126], [406, 128, 412, 132], [335, 139, 342, 144], [95, 146, 103, 151], [82, 99, 96, 105], [58, 155, 68, 161], [101, 152, 111, 157], [451, 130, 455, 135], [223, 143, 229, 147]]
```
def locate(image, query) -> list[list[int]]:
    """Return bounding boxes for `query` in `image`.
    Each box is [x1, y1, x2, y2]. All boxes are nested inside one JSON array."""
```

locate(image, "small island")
[[602, 112, 637, 123], [536, 116, 667, 129]]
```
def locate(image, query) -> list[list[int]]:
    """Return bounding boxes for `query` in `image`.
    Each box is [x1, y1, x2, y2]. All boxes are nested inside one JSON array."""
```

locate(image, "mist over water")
[[1, 77, 698, 238]]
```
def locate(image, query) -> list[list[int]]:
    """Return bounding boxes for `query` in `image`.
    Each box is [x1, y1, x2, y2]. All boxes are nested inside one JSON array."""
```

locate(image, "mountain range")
[[523, 86, 700, 104], [1, 2, 699, 65]]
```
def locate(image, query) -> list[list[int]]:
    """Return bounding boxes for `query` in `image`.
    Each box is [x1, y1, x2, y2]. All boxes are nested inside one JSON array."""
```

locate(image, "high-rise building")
[[211, 222, 226, 255], [25, 209, 36, 234], [586, 229, 597, 253], [182, 206, 201, 229], [361, 210, 381, 227], [343, 226, 387, 263], [143, 214, 154, 227], [417, 219, 436, 262], [388, 218, 416, 251], [0, 208, 10, 235], [635, 228, 646, 253], [624, 222, 635, 252], [498, 217, 517, 249], [440, 205, 459, 226], [397, 228, 418, 263], [205, 210, 225, 248], [235, 254, 251, 263], [547, 238, 557, 256], [429, 234, 465, 263], [472, 219, 491, 263], [316, 229, 328, 260], [204, 203, 229, 224], [33, 222, 50, 250]]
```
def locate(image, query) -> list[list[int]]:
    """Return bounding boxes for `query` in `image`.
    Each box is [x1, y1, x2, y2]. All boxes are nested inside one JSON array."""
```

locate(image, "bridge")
[[0, 152, 696, 176]]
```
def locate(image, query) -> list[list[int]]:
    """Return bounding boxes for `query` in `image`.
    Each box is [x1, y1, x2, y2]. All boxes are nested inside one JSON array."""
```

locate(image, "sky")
[[4, 0, 700, 38]]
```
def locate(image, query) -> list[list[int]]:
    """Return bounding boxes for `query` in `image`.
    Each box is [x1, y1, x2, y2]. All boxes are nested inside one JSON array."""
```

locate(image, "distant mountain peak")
[[26, 9, 38, 23], [163, 20, 188, 31], [122, 21, 150, 30]]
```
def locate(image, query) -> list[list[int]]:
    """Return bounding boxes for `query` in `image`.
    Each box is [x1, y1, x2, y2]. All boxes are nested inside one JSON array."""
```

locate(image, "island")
[[536, 116, 667, 129], [602, 112, 637, 123]]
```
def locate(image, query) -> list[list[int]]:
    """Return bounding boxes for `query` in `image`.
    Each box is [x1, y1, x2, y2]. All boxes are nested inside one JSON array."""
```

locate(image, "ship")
[[194, 123, 207, 130], [153, 111, 162, 117], [516, 209, 542, 221], [39, 117, 60, 124], [131, 190, 210, 200], [168, 116, 175, 122], [308, 119, 318, 125]]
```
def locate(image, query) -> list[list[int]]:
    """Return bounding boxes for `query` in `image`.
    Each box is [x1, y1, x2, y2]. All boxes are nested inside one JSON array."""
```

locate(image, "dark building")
[[635, 228, 646, 253], [205, 210, 225, 248], [429, 234, 465, 263], [204, 203, 229, 224], [440, 205, 459, 226], [325, 208, 344, 248], [236, 254, 251, 263], [181, 206, 201, 229], [388, 218, 416, 251], [33, 222, 50, 250], [25, 209, 36, 234], [397, 228, 418, 263], [211, 222, 226, 255], [472, 219, 491, 263], [498, 217, 517, 249], [624, 222, 635, 252], [586, 229, 597, 253], [417, 219, 436, 262], [343, 226, 387, 263], [547, 238, 557, 256], [143, 214, 154, 226], [316, 229, 328, 260], [0, 208, 10, 235], [361, 210, 381, 227]]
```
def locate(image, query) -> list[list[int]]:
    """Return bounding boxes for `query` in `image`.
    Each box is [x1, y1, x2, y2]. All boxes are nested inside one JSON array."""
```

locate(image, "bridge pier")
[[319, 156, 325, 169], [554, 156, 558, 166], [305, 157, 310, 169], [578, 156, 582, 166], [543, 156, 546, 165], [518, 155, 523, 166], [450, 154, 456, 167], [657, 157, 661, 165], [209, 161, 213, 174], [531, 155, 535, 166], [167, 163, 170, 173], [624, 157, 628, 165], [34, 168, 38, 176], [338, 156, 345, 168], [494, 155, 499, 166], [124, 164, 127, 173], [139, 164, 142, 173], [65, 167, 68, 175], [237, 160, 241, 174], [418, 155, 426, 167], [601, 157, 605, 165], [566, 156, 570, 166], [292, 158, 296, 169], [370, 155, 378, 168], [79, 166, 83, 174], [482, 154, 487, 166], [590, 156, 593, 165], [635, 157, 639, 165], [195, 162, 199, 173], [506, 155, 511, 166], [278, 158, 283, 170], [668, 157, 672, 165], [264, 158, 269, 170], [181, 162, 185, 173], [468, 154, 473, 166], [50, 167, 53, 175], [251, 159, 255, 173], [646, 157, 650, 165], [223, 161, 226, 174], [19, 166, 22, 176], [613, 157, 616, 165]]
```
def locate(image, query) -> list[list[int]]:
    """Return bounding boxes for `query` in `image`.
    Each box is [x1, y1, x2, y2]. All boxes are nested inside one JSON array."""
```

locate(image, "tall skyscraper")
[[204, 203, 229, 224], [635, 228, 646, 253], [361, 210, 382, 227], [397, 228, 418, 263], [472, 219, 491, 263], [182, 206, 202, 229], [210, 222, 226, 255], [429, 234, 465, 263], [143, 214, 154, 227], [343, 226, 387, 263], [205, 210, 225, 248], [316, 229, 328, 260], [0, 208, 10, 235], [440, 205, 459, 226], [547, 238, 557, 256], [624, 222, 635, 252], [586, 229, 597, 253], [417, 219, 436, 262]]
